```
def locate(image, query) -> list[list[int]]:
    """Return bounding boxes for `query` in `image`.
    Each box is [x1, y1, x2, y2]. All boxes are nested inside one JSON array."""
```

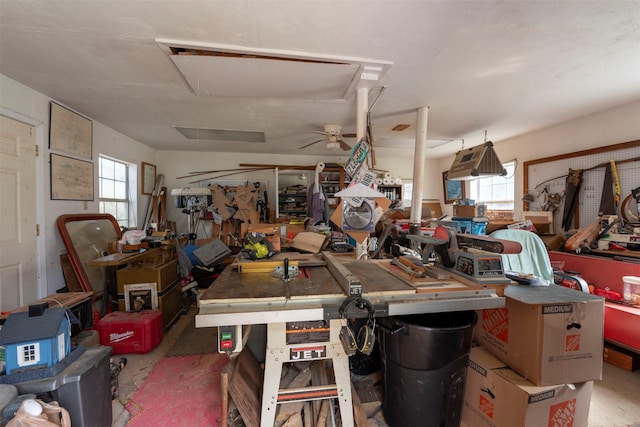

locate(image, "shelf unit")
[[319, 167, 351, 209], [378, 185, 402, 202], [278, 191, 307, 217]]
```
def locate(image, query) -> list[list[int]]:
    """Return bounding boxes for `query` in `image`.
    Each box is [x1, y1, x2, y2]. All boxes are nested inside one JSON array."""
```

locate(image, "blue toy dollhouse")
[[0, 307, 71, 375]]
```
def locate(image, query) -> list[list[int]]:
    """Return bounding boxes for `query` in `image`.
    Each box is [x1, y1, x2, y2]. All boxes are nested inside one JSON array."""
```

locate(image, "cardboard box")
[[474, 285, 603, 386], [116, 259, 179, 294], [454, 205, 476, 218], [462, 346, 593, 427]]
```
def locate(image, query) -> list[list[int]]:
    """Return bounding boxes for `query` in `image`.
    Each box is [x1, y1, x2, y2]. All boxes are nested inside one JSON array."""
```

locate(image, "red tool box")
[[97, 310, 163, 354]]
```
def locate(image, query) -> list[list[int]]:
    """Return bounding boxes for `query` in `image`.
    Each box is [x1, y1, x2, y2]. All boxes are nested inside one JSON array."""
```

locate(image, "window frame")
[[468, 161, 516, 215], [18, 343, 40, 367], [98, 155, 134, 228]]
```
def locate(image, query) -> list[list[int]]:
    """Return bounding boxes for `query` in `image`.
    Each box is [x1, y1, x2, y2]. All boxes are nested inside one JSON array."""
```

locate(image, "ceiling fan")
[[299, 124, 352, 151]]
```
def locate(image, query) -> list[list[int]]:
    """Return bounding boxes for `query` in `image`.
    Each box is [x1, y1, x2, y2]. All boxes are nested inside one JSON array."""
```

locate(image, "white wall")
[[1, 75, 156, 297], [437, 99, 640, 218]]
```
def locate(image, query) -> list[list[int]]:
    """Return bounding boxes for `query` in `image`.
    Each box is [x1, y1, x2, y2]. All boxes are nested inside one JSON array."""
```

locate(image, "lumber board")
[[220, 360, 233, 427], [351, 383, 371, 427], [275, 366, 313, 427], [290, 232, 327, 253], [229, 347, 263, 427]]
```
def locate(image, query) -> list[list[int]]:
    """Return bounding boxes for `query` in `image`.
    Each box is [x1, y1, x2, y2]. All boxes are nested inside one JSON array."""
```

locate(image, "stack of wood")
[[223, 347, 377, 427]]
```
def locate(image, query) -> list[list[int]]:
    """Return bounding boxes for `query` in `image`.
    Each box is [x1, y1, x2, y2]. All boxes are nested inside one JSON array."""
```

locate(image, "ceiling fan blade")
[[342, 133, 357, 138], [299, 139, 324, 149], [309, 131, 329, 136], [338, 139, 352, 151]]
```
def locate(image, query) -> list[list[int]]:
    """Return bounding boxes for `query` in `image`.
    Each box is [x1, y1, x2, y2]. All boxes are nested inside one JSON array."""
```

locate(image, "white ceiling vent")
[[156, 40, 392, 101], [174, 127, 265, 143]]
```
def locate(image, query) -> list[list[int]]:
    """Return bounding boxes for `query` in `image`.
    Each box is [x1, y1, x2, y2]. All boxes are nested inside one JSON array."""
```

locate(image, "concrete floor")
[[115, 307, 640, 427]]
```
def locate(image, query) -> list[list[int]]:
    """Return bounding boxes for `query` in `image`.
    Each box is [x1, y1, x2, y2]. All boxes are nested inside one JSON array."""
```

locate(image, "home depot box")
[[462, 346, 593, 427], [475, 285, 603, 386], [97, 310, 163, 354]]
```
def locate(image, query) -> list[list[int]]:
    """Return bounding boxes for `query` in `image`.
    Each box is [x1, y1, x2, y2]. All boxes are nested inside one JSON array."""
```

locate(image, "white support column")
[[356, 87, 368, 142], [410, 106, 429, 234]]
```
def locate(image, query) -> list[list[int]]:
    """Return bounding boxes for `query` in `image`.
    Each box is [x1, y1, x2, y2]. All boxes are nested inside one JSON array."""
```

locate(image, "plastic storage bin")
[[622, 276, 640, 307], [13, 346, 112, 427], [379, 311, 477, 427], [97, 310, 163, 354]]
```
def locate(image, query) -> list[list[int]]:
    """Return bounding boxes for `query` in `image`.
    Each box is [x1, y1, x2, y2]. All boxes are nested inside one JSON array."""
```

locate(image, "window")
[[99, 156, 134, 228], [18, 343, 39, 367], [468, 161, 516, 212], [402, 181, 413, 207]]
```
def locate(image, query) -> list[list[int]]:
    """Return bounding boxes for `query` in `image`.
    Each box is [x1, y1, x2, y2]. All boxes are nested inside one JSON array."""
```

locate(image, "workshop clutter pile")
[[462, 285, 604, 427]]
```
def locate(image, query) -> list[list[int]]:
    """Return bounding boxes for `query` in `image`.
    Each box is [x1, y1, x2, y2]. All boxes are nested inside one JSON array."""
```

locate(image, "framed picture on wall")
[[442, 171, 465, 204], [141, 162, 156, 195], [49, 101, 93, 160], [50, 153, 94, 201]]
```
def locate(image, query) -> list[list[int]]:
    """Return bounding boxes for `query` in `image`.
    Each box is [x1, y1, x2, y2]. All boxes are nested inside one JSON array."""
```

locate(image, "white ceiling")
[[1, 1, 639, 158]]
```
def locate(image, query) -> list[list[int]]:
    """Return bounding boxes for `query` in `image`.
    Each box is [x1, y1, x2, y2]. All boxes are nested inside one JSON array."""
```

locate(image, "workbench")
[[196, 252, 507, 427]]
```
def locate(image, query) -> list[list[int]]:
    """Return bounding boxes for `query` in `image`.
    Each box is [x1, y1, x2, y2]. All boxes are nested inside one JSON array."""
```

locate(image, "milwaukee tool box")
[[97, 310, 163, 354]]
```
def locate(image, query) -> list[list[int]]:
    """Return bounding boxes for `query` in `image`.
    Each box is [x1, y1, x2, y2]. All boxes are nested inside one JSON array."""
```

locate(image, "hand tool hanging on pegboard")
[[562, 168, 583, 231], [598, 162, 616, 216]]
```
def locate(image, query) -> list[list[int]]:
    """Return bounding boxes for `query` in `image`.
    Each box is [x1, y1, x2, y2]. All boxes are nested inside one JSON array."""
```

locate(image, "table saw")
[[196, 241, 514, 427]]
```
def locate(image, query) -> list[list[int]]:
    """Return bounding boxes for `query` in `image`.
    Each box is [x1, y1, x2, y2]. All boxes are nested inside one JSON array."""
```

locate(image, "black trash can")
[[378, 310, 477, 427]]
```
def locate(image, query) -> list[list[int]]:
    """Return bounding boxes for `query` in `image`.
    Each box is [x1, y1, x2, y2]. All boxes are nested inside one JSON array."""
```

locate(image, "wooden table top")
[[1, 291, 94, 320]]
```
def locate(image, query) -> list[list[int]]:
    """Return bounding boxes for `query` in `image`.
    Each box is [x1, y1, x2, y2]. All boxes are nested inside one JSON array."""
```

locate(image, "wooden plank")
[[275, 365, 313, 427], [290, 232, 327, 253], [229, 347, 263, 427], [220, 360, 233, 427], [351, 383, 371, 427], [11, 291, 94, 313], [60, 253, 83, 292]]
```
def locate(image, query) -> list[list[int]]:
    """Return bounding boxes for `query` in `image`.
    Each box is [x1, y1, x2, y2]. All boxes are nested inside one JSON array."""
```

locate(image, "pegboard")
[[523, 140, 640, 231]]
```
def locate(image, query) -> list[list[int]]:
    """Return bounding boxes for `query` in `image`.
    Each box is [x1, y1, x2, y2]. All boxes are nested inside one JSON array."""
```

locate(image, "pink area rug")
[[126, 353, 228, 426]]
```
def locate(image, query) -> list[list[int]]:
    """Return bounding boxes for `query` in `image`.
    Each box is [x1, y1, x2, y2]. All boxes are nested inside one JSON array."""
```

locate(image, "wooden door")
[[0, 115, 37, 311]]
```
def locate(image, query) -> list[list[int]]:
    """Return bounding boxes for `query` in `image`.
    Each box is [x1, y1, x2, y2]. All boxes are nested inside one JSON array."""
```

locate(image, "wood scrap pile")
[[224, 347, 376, 427]]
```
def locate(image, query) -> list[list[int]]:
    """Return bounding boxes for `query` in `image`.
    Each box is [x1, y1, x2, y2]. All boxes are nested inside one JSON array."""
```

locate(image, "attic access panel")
[[172, 55, 358, 99], [157, 40, 392, 100]]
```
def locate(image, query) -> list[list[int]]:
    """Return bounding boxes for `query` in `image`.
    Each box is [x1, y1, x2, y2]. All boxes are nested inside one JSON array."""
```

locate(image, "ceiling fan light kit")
[[300, 123, 352, 151], [326, 141, 341, 151]]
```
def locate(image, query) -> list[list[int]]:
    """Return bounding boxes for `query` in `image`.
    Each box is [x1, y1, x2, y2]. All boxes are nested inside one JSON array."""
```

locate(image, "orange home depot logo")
[[548, 398, 576, 427], [482, 308, 509, 344], [479, 395, 494, 419], [565, 334, 580, 352]]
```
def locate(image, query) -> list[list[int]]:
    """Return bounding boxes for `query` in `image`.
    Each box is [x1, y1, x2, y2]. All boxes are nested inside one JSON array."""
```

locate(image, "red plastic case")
[[97, 310, 163, 354]]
